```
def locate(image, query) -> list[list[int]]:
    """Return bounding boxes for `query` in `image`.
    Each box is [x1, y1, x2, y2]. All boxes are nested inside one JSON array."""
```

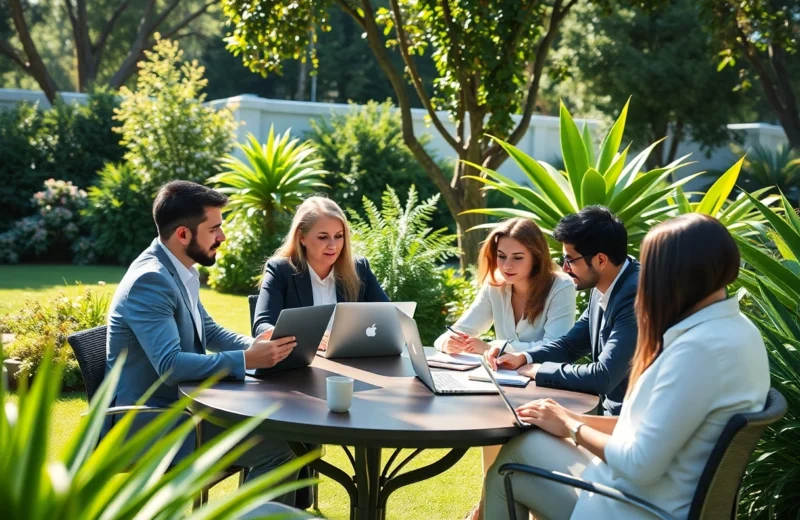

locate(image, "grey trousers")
[[203, 422, 299, 506], [484, 430, 597, 520]]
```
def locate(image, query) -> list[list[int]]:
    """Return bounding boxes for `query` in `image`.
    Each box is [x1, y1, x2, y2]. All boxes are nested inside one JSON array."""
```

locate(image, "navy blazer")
[[253, 256, 390, 336], [524, 257, 640, 415]]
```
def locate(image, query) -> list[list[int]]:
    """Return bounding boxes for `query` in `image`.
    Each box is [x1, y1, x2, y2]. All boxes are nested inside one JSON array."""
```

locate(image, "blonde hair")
[[270, 196, 361, 302]]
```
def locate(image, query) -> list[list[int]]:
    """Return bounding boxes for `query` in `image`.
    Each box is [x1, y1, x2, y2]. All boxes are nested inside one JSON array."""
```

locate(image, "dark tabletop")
[[180, 350, 599, 449]]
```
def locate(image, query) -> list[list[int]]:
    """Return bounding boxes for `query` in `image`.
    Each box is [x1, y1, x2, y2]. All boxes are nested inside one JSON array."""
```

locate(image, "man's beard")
[[570, 269, 600, 291], [186, 236, 220, 267]]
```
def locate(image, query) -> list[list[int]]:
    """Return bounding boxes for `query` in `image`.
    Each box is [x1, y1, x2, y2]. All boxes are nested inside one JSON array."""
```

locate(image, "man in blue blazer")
[[106, 181, 300, 501], [488, 206, 639, 415]]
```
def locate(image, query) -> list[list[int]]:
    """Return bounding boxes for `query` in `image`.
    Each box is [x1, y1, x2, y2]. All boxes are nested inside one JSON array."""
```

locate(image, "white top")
[[434, 273, 577, 352], [310, 266, 337, 305], [598, 259, 630, 313], [571, 298, 770, 520], [158, 241, 202, 339]]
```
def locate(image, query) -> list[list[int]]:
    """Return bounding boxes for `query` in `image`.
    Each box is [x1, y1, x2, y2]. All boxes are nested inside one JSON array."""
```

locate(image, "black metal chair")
[[248, 294, 321, 511], [66, 325, 245, 509], [499, 387, 788, 520]]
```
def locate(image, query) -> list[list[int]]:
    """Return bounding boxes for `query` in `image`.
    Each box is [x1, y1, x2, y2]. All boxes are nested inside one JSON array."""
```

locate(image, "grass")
[[1, 265, 482, 520]]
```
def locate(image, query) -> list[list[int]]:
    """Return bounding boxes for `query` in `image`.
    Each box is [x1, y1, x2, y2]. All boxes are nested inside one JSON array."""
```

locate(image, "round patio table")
[[180, 350, 598, 520]]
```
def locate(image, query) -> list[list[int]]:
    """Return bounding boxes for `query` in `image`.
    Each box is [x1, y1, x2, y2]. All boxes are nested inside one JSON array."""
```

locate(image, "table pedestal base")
[[289, 442, 467, 520]]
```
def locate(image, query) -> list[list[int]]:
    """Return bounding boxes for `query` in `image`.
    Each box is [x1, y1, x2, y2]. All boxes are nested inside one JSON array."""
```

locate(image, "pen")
[[498, 340, 509, 357], [446, 325, 467, 337]]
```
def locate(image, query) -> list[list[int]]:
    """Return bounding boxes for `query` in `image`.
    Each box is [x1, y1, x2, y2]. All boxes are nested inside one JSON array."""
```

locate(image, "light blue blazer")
[[105, 239, 251, 421]]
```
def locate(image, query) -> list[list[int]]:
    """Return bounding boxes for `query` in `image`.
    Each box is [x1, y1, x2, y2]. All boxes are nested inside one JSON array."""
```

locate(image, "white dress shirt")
[[571, 298, 770, 519], [598, 258, 630, 313], [434, 272, 577, 352], [159, 241, 248, 371], [310, 266, 338, 305]]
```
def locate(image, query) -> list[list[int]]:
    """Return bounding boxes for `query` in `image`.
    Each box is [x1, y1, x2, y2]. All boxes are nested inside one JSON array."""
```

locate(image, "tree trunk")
[[295, 58, 308, 101], [452, 158, 488, 268], [8, 0, 60, 103]]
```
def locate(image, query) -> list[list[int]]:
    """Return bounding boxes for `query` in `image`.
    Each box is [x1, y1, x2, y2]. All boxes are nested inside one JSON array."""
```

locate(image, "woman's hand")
[[516, 398, 581, 438], [462, 337, 492, 354], [442, 331, 469, 353], [318, 330, 331, 351]]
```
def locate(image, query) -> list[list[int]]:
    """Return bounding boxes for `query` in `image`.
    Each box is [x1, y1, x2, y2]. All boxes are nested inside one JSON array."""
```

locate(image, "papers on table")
[[468, 366, 530, 387], [426, 352, 482, 367]]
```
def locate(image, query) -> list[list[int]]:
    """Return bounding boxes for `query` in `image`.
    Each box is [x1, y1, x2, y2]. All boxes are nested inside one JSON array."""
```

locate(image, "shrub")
[[349, 186, 459, 344], [736, 144, 800, 204], [0, 347, 317, 519], [0, 89, 123, 231], [1, 287, 110, 389], [208, 128, 328, 234], [0, 179, 95, 265], [115, 36, 237, 187], [206, 213, 289, 294], [306, 101, 453, 231], [84, 162, 156, 265]]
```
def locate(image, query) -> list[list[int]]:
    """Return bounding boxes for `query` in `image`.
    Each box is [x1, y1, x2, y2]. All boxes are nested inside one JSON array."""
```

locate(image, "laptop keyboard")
[[433, 372, 466, 391]]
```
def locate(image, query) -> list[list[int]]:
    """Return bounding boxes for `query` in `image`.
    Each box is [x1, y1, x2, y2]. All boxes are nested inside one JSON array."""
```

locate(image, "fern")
[[349, 185, 459, 344]]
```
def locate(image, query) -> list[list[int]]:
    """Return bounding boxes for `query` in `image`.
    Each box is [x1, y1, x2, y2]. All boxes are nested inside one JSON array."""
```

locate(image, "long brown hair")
[[270, 196, 361, 302], [628, 214, 740, 394], [478, 218, 557, 322]]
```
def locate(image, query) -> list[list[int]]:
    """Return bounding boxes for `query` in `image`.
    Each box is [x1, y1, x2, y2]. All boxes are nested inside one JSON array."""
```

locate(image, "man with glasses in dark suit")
[[486, 206, 639, 416]]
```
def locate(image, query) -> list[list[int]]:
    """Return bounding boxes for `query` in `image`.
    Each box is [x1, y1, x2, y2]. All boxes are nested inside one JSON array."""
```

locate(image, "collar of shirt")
[[309, 266, 336, 286], [597, 258, 630, 312], [662, 297, 739, 348], [158, 241, 200, 296]]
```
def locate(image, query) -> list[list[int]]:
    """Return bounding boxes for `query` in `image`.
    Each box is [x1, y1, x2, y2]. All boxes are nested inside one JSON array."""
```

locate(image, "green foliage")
[[306, 100, 452, 230], [466, 100, 702, 253], [0, 345, 318, 520], [0, 89, 123, 231], [348, 186, 459, 344], [83, 163, 156, 265], [206, 214, 288, 294], [115, 36, 237, 187], [734, 193, 800, 518], [0, 179, 95, 265], [208, 128, 328, 232], [441, 266, 479, 326], [736, 144, 800, 203], [1, 287, 109, 389], [556, 0, 746, 166]]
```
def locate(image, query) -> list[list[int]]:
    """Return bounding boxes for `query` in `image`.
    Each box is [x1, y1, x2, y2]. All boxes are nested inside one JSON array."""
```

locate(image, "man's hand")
[[517, 363, 541, 379], [484, 347, 528, 371], [245, 331, 296, 369], [318, 330, 331, 352]]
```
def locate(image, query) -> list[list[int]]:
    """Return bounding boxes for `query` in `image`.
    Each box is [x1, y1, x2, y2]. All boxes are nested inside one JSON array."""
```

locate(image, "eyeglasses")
[[556, 254, 590, 269]]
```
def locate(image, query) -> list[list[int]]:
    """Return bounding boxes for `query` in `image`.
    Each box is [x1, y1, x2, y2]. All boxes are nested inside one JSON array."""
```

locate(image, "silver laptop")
[[479, 358, 533, 428], [397, 309, 497, 395], [322, 302, 417, 358]]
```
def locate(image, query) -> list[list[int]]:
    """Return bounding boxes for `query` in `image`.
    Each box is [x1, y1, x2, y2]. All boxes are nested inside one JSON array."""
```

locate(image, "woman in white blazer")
[[434, 218, 576, 520], [483, 213, 771, 520], [434, 217, 576, 356]]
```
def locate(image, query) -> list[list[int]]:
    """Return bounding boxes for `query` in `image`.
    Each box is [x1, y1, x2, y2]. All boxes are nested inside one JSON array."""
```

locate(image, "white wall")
[[1, 88, 789, 186]]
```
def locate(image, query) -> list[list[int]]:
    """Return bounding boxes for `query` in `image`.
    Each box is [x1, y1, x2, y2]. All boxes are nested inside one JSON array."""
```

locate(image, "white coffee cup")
[[326, 376, 354, 413]]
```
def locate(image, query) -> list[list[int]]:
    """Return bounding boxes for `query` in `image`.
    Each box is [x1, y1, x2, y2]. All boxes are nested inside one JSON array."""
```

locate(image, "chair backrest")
[[248, 294, 258, 332], [689, 387, 787, 520], [66, 325, 109, 402]]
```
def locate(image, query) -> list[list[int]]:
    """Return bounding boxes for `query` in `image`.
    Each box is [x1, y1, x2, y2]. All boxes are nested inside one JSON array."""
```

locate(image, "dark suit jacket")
[[253, 256, 390, 336], [524, 257, 640, 415]]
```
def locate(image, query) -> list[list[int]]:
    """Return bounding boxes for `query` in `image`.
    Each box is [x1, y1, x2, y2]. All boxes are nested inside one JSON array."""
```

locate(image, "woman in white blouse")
[[483, 213, 770, 520], [434, 218, 576, 520], [434, 218, 576, 356]]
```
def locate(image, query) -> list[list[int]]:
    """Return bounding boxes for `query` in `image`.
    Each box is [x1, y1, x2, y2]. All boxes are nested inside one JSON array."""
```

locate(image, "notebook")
[[468, 366, 530, 387], [426, 352, 482, 367]]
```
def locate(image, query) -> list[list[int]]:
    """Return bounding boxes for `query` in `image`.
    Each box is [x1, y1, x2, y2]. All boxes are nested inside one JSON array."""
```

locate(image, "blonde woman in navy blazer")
[[253, 196, 388, 337]]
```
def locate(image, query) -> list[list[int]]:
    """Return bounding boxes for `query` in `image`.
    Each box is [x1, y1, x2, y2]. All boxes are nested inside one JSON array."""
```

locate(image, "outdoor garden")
[[2, 0, 800, 519]]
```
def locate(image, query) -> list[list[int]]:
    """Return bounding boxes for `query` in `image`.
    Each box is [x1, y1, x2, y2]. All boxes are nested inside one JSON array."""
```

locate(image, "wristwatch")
[[569, 422, 585, 444]]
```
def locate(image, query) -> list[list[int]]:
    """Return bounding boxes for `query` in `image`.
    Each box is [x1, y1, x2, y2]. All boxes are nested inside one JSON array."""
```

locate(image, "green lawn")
[[1, 265, 481, 520]]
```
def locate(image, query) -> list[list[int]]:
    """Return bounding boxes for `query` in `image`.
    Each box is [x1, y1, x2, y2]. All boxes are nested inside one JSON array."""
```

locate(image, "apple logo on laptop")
[[366, 324, 377, 337]]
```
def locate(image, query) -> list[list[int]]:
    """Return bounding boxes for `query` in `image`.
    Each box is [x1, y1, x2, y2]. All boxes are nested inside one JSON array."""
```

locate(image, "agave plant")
[[736, 144, 800, 203], [462, 100, 703, 252], [209, 127, 329, 232], [0, 346, 317, 520], [733, 193, 800, 518]]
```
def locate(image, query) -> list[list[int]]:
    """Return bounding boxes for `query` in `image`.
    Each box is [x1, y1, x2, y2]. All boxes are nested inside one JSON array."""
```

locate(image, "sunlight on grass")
[[1, 265, 484, 519]]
